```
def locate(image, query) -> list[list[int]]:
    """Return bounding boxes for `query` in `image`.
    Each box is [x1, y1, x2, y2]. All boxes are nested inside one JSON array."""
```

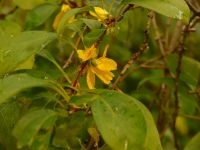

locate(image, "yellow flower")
[[89, 7, 110, 21], [77, 45, 117, 89], [53, 4, 75, 30], [77, 44, 97, 62]]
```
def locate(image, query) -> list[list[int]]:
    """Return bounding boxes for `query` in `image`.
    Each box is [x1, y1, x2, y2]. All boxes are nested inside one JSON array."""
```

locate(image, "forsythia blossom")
[[77, 45, 117, 89], [89, 7, 110, 21]]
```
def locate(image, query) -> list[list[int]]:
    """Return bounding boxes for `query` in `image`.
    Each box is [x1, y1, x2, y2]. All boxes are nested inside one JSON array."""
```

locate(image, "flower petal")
[[89, 7, 109, 21], [87, 67, 95, 89], [96, 57, 117, 71], [92, 67, 114, 84], [53, 4, 71, 30], [77, 45, 97, 61]]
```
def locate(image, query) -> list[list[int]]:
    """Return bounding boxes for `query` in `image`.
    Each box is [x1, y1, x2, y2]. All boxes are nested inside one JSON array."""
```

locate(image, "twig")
[[72, 61, 88, 89], [168, 21, 183, 53], [112, 11, 153, 89], [164, 18, 171, 51], [172, 18, 192, 150], [180, 114, 200, 121], [152, 13, 167, 61]]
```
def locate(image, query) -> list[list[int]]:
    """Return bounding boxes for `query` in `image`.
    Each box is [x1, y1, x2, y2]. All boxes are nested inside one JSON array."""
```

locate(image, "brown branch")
[[152, 13, 167, 60], [168, 21, 184, 53], [112, 11, 153, 89], [172, 18, 192, 150], [63, 35, 82, 69], [72, 61, 88, 89], [116, 4, 134, 22], [69, 4, 137, 91]]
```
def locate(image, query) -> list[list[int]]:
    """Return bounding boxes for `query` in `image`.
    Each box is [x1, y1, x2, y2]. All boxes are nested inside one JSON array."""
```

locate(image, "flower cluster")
[[53, 5, 116, 89], [77, 45, 117, 89]]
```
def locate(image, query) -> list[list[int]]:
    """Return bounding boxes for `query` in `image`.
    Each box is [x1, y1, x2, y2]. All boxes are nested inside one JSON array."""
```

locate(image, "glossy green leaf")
[[122, 0, 190, 23], [184, 132, 200, 150], [12, 109, 57, 149], [91, 90, 163, 150], [0, 31, 56, 75], [0, 73, 69, 104], [25, 3, 59, 30]]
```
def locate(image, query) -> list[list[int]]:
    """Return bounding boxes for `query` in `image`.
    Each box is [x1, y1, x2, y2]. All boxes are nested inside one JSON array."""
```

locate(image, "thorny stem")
[[112, 11, 153, 89]]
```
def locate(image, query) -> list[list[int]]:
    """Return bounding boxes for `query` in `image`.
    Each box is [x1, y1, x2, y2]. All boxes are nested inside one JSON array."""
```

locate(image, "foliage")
[[0, 0, 200, 150]]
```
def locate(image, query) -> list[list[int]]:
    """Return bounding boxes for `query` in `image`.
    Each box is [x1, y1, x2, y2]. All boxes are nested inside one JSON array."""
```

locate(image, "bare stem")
[[112, 11, 153, 89]]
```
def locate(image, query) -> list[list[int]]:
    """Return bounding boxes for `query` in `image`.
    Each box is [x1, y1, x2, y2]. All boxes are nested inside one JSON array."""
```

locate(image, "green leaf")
[[0, 20, 21, 36], [13, 0, 45, 9], [14, 54, 35, 71], [122, 0, 190, 23], [81, 18, 101, 29], [83, 29, 105, 47], [90, 90, 163, 150], [167, 54, 200, 89], [184, 132, 200, 150], [37, 49, 71, 83], [0, 31, 56, 75], [12, 109, 57, 149], [25, 3, 59, 30], [0, 101, 20, 150], [52, 112, 93, 149], [0, 73, 69, 105], [181, 56, 200, 89]]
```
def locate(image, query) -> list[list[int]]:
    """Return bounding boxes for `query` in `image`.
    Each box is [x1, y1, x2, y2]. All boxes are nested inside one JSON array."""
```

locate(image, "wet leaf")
[[0, 31, 56, 75], [0, 73, 69, 104], [122, 0, 190, 23], [90, 90, 163, 150]]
